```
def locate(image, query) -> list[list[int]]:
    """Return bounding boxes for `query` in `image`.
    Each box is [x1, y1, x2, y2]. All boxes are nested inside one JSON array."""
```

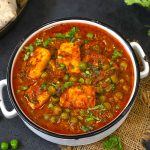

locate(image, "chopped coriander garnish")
[[63, 81, 73, 89], [24, 44, 34, 61], [59, 63, 66, 70], [86, 113, 100, 122], [55, 27, 79, 42], [34, 37, 52, 47], [43, 38, 52, 47], [112, 49, 122, 60], [24, 54, 29, 61], [41, 83, 48, 90], [81, 125, 93, 132], [34, 38, 43, 46], [55, 33, 66, 39], [25, 44, 34, 52], [88, 104, 105, 111]]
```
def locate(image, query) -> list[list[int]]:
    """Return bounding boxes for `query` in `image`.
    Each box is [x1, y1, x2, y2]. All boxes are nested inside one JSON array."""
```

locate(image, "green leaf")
[[124, 0, 150, 9], [85, 112, 100, 122], [112, 49, 122, 60], [103, 135, 124, 150], [24, 54, 29, 61], [55, 33, 66, 39], [25, 44, 34, 52], [43, 38, 52, 47], [24, 44, 34, 61], [34, 38, 43, 46], [59, 63, 66, 69], [81, 125, 93, 132], [88, 104, 105, 111], [55, 27, 79, 42], [41, 83, 48, 90], [63, 81, 73, 89]]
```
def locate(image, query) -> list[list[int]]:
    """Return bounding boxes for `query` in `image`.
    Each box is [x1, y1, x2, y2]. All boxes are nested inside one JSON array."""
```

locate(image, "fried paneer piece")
[[57, 42, 80, 73], [27, 47, 51, 79], [60, 85, 96, 109], [25, 83, 50, 109]]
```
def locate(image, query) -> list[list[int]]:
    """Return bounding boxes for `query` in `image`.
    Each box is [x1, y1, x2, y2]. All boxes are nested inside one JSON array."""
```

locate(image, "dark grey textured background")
[[0, 0, 150, 149]]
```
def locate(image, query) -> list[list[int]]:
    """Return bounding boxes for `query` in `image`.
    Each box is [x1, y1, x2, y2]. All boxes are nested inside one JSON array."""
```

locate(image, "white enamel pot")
[[0, 18, 149, 146]]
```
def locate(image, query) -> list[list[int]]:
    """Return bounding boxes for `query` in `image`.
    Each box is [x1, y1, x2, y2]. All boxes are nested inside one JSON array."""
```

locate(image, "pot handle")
[[130, 42, 149, 79], [0, 79, 17, 119]]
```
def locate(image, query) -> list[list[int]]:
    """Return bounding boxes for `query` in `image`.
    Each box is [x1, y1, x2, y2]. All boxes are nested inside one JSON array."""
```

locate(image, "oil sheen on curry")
[[12, 23, 134, 135]]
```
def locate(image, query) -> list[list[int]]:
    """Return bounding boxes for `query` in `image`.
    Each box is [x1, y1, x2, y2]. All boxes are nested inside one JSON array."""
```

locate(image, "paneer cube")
[[57, 42, 80, 73], [25, 83, 50, 109], [27, 47, 51, 79], [60, 85, 96, 109]]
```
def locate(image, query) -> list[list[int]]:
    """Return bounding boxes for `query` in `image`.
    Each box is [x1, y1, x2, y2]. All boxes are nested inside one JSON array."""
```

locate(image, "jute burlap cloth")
[[60, 74, 150, 150]]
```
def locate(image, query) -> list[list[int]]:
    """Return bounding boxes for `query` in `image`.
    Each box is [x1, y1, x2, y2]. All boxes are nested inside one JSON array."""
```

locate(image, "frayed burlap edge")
[[60, 74, 150, 150]]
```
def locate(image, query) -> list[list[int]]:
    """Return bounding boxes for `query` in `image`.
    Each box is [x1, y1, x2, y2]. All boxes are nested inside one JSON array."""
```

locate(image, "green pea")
[[63, 74, 69, 81], [64, 108, 71, 113], [48, 86, 56, 95], [85, 78, 92, 84], [69, 76, 77, 82], [70, 117, 78, 124], [51, 96, 59, 103], [50, 116, 57, 123], [99, 95, 106, 103], [103, 102, 111, 110], [115, 105, 120, 110], [96, 87, 104, 94], [53, 106, 62, 115], [85, 70, 91, 75], [48, 103, 54, 109], [105, 78, 111, 83], [79, 78, 84, 84], [111, 74, 118, 83], [44, 114, 49, 120], [86, 32, 93, 39], [61, 112, 69, 120], [20, 86, 28, 91], [41, 72, 48, 78], [10, 139, 18, 150], [120, 61, 128, 70], [59, 63, 66, 69], [1, 142, 9, 150], [79, 62, 87, 71]]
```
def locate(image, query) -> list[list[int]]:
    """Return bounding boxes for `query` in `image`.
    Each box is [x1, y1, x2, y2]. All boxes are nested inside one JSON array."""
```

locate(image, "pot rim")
[[7, 17, 140, 139]]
